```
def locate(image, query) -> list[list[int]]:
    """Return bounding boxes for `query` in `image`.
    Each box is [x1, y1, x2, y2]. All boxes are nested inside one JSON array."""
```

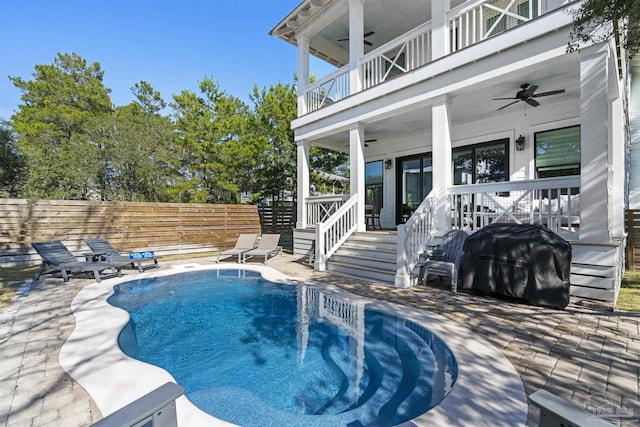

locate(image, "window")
[[517, 1, 538, 20], [535, 126, 581, 178], [453, 139, 509, 185], [365, 160, 383, 207]]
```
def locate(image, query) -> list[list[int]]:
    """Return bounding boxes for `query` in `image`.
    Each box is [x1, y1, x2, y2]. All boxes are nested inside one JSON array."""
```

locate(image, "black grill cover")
[[461, 223, 571, 309]]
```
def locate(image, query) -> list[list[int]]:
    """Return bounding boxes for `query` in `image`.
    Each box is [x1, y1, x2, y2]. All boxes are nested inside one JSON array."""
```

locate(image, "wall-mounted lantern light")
[[384, 159, 393, 169], [515, 135, 526, 151]]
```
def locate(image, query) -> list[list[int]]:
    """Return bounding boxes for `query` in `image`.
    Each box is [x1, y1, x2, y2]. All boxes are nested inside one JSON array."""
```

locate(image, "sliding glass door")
[[396, 153, 432, 224]]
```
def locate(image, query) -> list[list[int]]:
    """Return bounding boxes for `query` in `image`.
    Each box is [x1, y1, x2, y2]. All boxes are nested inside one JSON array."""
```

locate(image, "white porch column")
[[629, 60, 640, 208], [431, 0, 450, 59], [610, 87, 625, 238], [350, 123, 366, 231], [297, 35, 310, 116], [431, 95, 453, 232], [296, 140, 310, 229], [348, 0, 364, 95], [579, 44, 611, 243]]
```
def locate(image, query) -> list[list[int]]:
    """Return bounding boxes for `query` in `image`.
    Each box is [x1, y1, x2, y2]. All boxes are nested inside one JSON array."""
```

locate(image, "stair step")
[[327, 261, 396, 283], [340, 241, 397, 252], [331, 253, 396, 270], [333, 248, 396, 261], [324, 231, 401, 285], [351, 232, 398, 244]]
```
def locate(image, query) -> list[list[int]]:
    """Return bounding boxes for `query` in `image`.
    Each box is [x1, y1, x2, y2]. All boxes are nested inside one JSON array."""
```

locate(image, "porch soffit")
[[270, 0, 452, 67], [293, 28, 581, 149]]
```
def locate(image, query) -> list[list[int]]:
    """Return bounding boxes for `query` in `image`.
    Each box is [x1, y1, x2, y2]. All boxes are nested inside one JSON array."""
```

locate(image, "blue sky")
[[0, 0, 330, 121]]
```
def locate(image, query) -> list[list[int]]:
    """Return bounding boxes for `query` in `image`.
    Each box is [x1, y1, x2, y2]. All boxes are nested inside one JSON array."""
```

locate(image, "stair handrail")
[[315, 194, 358, 271], [395, 188, 442, 288]]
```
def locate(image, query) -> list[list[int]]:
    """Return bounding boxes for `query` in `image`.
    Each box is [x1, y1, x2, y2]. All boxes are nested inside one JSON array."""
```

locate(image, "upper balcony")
[[271, 0, 576, 116]]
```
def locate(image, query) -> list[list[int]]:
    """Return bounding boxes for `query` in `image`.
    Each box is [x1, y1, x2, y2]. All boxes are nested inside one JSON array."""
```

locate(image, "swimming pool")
[[107, 269, 457, 426], [59, 264, 529, 426]]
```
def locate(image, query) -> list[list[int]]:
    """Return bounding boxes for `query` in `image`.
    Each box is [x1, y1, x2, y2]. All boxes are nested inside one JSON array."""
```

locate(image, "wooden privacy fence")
[[257, 205, 295, 248], [626, 209, 640, 270], [0, 199, 261, 267]]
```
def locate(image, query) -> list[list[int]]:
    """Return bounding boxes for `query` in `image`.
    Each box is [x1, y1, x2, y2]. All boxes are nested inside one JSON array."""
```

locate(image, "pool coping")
[[59, 263, 528, 426]]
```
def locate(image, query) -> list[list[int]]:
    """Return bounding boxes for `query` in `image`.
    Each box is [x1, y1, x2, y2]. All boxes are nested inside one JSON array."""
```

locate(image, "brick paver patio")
[[1, 254, 639, 426]]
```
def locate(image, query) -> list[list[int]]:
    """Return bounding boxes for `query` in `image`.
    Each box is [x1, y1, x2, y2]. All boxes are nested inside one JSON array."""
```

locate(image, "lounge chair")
[[421, 229, 469, 292], [241, 234, 281, 263], [216, 233, 258, 263], [84, 238, 160, 273], [32, 241, 123, 283]]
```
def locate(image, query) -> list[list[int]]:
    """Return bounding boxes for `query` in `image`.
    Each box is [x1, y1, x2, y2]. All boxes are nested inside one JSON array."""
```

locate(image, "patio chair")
[[421, 229, 469, 292], [366, 200, 382, 230], [241, 234, 281, 263], [32, 241, 123, 283], [216, 233, 258, 263], [84, 238, 160, 273]]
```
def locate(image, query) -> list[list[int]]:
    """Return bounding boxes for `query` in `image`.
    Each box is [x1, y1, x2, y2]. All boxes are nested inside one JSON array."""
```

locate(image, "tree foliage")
[[171, 76, 252, 203], [89, 83, 175, 201], [10, 52, 112, 199], [6, 53, 348, 205], [568, 0, 640, 55], [249, 82, 297, 204], [0, 123, 26, 197]]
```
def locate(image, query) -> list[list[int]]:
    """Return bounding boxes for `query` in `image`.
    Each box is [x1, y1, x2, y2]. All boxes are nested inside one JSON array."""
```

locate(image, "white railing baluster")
[[304, 66, 350, 113], [306, 195, 349, 226], [447, 176, 580, 238], [447, 0, 555, 49], [361, 22, 432, 90], [315, 195, 358, 271], [396, 188, 442, 288]]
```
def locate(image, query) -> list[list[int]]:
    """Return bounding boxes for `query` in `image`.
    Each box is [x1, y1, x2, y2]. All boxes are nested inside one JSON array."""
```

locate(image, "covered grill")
[[461, 223, 571, 309]]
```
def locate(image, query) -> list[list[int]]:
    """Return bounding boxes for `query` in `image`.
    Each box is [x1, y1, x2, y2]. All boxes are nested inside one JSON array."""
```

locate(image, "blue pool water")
[[108, 269, 457, 427]]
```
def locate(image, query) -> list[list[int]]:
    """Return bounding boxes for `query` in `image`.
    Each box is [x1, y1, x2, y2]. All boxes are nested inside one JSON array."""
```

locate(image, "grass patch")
[[0, 265, 38, 310], [618, 270, 640, 312]]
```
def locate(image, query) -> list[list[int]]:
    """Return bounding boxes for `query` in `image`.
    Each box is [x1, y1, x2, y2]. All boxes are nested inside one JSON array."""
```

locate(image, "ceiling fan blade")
[[493, 97, 518, 100], [525, 98, 540, 107], [497, 100, 520, 110], [338, 31, 374, 43], [532, 89, 565, 98], [523, 84, 538, 97]]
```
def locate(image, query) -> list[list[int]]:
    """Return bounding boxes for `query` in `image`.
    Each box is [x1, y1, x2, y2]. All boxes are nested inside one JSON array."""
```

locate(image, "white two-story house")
[[270, 0, 630, 307]]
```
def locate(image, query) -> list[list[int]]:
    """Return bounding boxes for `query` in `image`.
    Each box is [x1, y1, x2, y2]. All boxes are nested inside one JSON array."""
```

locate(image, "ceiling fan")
[[343, 139, 375, 148], [337, 31, 375, 46], [493, 83, 565, 110]]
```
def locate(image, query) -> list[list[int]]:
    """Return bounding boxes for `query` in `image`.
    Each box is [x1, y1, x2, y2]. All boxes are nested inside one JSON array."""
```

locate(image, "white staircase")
[[326, 232, 398, 283]]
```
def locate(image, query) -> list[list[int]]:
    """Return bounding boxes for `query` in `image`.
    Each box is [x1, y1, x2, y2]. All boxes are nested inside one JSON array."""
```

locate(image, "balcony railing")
[[305, 66, 349, 112], [302, 1, 573, 113], [448, 1, 577, 52], [361, 22, 432, 91], [448, 176, 581, 239], [306, 194, 349, 226]]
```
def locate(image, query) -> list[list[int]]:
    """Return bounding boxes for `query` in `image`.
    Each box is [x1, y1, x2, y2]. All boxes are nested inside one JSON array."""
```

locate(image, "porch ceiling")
[[307, 52, 581, 152], [271, 0, 467, 67]]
